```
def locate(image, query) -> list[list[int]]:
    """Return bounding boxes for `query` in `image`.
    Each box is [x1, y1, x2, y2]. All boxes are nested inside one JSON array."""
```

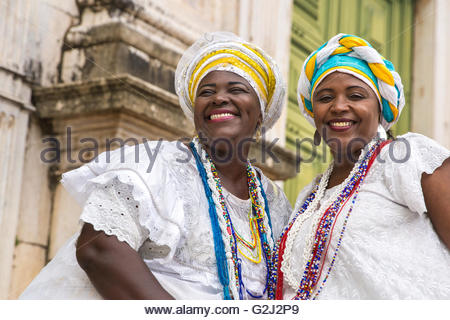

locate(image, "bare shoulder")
[[421, 157, 450, 249]]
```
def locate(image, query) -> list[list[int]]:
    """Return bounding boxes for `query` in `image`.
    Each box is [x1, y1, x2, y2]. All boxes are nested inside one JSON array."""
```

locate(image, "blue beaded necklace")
[[189, 139, 273, 299]]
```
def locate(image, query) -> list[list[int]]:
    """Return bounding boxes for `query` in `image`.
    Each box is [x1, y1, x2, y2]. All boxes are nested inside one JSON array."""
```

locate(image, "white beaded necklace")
[[281, 139, 378, 291]]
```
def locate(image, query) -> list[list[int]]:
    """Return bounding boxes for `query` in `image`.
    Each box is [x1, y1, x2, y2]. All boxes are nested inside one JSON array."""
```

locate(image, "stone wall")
[[0, 0, 296, 299], [0, 0, 79, 299]]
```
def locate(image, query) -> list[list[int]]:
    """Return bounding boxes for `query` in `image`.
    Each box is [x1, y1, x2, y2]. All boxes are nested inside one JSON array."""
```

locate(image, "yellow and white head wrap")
[[175, 31, 286, 130], [297, 33, 405, 130]]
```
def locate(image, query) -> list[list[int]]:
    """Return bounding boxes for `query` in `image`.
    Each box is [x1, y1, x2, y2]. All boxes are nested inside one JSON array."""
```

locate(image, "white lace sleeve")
[[385, 133, 450, 215], [61, 141, 186, 260], [80, 174, 149, 251]]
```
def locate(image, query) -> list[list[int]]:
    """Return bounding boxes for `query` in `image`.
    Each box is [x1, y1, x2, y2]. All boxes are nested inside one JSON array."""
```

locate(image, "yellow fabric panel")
[[305, 54, 317, 82], [332, 46, 352, 55], [339, 36, 368, 48], [242, 43, 276, 104], [189, 57, 268, 103], [311, 65, 382, 104], [367, 63, 395, 86], [388, 101, 399, 120]]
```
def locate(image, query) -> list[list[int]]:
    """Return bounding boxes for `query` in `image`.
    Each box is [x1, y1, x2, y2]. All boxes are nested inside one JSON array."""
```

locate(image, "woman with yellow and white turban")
[[269, 34, 450, 299], [21, 32, 291, 300]]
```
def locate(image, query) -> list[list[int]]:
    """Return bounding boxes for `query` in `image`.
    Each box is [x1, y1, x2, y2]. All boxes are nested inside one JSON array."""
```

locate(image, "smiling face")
[[312, 72, 380, 157], [193, 70, 262, 144]]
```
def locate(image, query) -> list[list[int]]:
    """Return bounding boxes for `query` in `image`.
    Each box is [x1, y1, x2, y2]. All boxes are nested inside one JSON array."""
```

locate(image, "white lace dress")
[[283, 133, 450, 299], [20, 141, 291, 300]]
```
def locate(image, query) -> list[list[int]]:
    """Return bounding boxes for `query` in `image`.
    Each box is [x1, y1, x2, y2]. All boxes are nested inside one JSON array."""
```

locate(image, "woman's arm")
[[76, 223, 174, 299], [422, 157, 450, 250]]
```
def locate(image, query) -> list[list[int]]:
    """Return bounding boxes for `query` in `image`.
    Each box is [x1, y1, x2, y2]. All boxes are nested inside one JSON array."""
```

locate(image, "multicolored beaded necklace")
[[234, 207, 262, 263], [268, 139, 390, 300], [189, 137, 274, 299]]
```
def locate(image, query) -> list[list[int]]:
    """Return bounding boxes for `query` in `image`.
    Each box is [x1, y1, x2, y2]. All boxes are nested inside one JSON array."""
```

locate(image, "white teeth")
[[210, 113, 234, 120], [330, 121, 352, 127]]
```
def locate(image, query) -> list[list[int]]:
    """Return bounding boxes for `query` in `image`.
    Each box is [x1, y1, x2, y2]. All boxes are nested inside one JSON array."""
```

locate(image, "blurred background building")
[[0, 0, 448, 299]]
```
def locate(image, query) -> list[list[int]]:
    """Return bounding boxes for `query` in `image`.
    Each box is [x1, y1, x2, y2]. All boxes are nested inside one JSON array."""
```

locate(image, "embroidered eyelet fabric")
[[20, 141, 291, 300], [283, 133, 450, 299]]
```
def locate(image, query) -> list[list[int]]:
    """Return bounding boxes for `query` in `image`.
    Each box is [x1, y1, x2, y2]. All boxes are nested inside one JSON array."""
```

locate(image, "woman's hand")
[[76, 223, 174, 299], [422, 157, 450, 250]]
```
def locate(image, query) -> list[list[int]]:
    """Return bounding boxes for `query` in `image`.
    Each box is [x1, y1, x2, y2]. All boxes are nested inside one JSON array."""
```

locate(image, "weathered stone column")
[[4, 0, 79, 299], [0, 0, 39, 299], [412, 0, 450, 148], [238, 0, 294, 147], [0, 80, 31, 299]]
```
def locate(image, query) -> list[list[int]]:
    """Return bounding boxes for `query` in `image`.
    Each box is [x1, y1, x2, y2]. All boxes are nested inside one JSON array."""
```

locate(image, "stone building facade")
[[0, 0, 296, 299], [0, 0, 449, 299]]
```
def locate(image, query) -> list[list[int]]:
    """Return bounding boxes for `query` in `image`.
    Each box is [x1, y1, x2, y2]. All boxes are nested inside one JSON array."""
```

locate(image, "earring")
[[313, 129, 321, 146], [377, 124, 387, 140], [255, 125, 262, 142]]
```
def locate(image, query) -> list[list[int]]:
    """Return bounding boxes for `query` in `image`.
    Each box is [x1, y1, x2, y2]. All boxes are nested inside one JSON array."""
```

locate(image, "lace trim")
[[384, 133, 450, 215], [80, 176, 148, 251], [77, 167, 185, 259]]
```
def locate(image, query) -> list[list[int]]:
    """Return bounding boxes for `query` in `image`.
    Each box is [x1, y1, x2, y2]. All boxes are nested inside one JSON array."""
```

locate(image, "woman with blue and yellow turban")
[[21, 32, 292, 300], [270, 34, 450, 299]]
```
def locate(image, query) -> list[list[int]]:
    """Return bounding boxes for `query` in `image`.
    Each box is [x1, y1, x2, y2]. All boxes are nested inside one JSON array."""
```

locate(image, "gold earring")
[[313, 129, 321, 146], [255, 125, 262, 142]]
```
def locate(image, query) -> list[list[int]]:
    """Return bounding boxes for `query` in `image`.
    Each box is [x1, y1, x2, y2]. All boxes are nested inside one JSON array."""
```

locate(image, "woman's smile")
[[327, 118, 357, 132], [206, 108, 240, 122]]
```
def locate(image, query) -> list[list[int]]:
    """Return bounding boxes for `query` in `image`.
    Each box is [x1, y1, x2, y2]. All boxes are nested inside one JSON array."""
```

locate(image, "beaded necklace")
[[268, 138, 389, 300], [189, 137, 274, 299], [234, 207, 262, 263]]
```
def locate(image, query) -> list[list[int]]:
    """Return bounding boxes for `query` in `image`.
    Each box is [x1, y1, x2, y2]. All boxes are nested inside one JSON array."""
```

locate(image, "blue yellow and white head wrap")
[[175, 31, 286, 130], [297, 33, 405, 130]]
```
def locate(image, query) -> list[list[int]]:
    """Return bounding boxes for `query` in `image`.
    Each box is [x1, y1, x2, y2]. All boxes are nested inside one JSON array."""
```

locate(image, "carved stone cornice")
[[33, 74, 192, 173], [65, 21, 183, 68], [61, 18, 182, 93], [35, 74, 191, 135], [74, 0, 199, 46], [33, 74, 298, 179]]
